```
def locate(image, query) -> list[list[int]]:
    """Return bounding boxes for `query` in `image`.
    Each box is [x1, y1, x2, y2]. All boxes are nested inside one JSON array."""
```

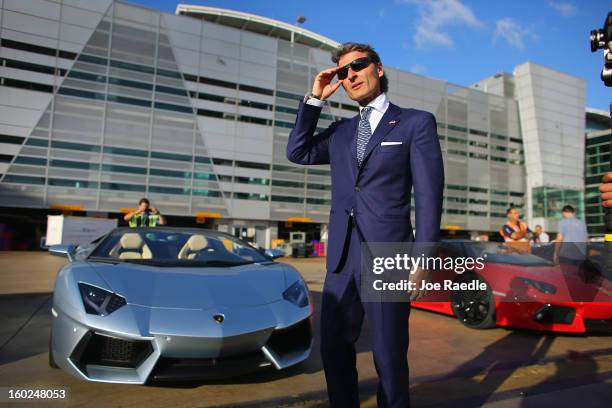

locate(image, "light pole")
[[291, 15, 307, 43]]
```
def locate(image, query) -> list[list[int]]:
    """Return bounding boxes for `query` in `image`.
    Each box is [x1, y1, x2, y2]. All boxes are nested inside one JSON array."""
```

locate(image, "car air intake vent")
[[71, 332, 153, 372], [532, 304, 576, 325], [584, 318, 612, 333], [266, 318, 312, 358]]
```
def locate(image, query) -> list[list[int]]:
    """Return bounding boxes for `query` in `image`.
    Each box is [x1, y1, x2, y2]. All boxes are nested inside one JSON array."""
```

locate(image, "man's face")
[[138, 202, 149, 212], [507, 209, 520, 222], [535, 226, 542, 234], [337, 51, 383, 103]]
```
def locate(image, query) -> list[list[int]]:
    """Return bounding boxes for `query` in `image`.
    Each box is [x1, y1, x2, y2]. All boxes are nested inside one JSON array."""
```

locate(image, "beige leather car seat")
[[109, 233, 153, 259], [177, 234, 208, 259]]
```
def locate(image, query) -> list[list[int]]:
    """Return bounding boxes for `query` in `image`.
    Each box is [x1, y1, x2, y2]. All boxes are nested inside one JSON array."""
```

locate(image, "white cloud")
[[494, 18, 538, 49], [548, 1, 576, 17], [398, 0, 482, 49]]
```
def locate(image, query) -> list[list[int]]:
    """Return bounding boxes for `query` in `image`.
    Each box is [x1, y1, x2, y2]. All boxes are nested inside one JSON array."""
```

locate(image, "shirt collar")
[[359, 92, 388, 115]]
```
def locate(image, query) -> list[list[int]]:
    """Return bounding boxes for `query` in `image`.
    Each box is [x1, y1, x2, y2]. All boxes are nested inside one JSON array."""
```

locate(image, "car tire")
[[450, 272, 496, 329], [49, 333, 59, 369]]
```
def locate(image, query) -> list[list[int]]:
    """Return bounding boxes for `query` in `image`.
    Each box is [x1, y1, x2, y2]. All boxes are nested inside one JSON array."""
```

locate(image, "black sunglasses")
[[337, 57, 373, 80]]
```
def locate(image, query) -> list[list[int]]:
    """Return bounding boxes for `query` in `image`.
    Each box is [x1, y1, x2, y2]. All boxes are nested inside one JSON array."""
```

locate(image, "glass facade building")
[[0, 0, 589, 246], [471, 65, 587, 235]]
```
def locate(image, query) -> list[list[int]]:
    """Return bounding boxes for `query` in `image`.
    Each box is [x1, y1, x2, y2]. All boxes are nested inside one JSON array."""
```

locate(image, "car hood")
[[87, 261, 288, 309]]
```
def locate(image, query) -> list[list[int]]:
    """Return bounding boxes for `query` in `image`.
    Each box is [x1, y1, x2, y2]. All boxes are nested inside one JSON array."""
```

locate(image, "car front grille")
[[70, 331, 153, 374], [149, 351, 269, 381]]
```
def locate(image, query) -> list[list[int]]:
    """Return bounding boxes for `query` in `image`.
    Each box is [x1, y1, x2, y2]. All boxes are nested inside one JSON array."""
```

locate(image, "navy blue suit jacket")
[[287, 100, 444, 273]]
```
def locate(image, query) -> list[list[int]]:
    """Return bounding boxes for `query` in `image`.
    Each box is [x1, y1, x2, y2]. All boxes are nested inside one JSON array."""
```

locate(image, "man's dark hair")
[[139, 198, 150, 206], [561, 205, 575, 213], [331, 42, 388, 93], [506, 207, 516, 215]]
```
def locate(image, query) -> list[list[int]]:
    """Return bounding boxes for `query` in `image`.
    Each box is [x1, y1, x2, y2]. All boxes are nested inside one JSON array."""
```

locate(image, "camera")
[[590, 12, 612, 87]]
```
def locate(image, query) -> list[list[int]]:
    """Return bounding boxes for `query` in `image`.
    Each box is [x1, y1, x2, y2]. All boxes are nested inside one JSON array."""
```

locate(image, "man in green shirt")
[[123, 198, 166, 227]]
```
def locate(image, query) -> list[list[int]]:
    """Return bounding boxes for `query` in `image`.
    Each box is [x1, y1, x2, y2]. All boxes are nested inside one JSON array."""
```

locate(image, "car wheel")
[[450, 272, 496, 329], [49, 333, 59, 368]]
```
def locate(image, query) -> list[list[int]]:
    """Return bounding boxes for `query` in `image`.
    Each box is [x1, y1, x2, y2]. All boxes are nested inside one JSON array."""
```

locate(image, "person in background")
[[556, 205, 588, 243], [554, 205, 588, 264], [533, 224, 550, 243], [499, 207, 532, 242], [123, 198, 166, 227]]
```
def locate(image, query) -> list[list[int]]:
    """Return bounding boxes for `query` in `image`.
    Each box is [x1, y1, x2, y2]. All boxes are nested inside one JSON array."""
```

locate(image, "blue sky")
[[132, 0, 611, 111]]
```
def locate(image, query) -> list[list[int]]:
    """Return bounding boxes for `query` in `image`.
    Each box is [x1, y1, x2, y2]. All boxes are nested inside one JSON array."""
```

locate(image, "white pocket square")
[[381, 141, 402, 146]]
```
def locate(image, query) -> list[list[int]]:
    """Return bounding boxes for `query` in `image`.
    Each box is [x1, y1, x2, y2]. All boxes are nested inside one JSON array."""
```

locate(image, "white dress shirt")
[[537, 231, 550, 243], [305, 92, 390, 133]]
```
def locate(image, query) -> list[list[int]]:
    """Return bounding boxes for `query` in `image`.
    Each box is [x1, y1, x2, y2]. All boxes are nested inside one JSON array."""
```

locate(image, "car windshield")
[[88, 229, 270, 266]]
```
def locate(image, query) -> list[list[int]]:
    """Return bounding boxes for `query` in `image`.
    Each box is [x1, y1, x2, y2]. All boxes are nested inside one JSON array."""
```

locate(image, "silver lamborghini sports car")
[[48, 227, 312, 384]]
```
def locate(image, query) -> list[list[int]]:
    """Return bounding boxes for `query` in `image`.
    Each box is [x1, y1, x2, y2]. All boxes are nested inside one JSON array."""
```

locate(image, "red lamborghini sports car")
[[412, 241, 612, 333]]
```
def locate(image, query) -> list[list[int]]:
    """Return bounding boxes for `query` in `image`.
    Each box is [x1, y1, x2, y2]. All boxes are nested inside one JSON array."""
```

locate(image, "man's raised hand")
[[312, 66, 343, 101], [600, 172, 612, 208]]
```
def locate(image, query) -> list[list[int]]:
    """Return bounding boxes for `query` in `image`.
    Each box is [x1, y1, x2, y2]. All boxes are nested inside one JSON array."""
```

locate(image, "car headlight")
[[283, 280, 310, 308], [520, 278, 557, 294], [78, 283, 126, 316]]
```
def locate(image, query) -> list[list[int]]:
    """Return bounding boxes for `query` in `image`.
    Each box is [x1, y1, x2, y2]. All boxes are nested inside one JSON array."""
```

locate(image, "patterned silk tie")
[[356, 106, 373, 167]]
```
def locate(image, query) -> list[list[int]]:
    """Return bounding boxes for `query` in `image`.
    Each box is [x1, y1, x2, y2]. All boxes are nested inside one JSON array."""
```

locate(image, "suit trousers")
[[320, 217, 411, 408]]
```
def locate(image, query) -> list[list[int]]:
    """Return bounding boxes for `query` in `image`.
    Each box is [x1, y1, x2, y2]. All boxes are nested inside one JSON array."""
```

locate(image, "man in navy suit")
[[287, 43, 444, 407]]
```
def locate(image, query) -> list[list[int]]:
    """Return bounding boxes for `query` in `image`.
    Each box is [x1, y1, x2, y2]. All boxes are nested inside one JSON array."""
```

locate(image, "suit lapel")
[[360, 103, 401, 168]]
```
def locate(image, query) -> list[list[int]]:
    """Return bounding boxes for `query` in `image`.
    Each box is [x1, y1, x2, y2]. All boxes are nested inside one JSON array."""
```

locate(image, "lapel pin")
[[388, 120, 397, 125]]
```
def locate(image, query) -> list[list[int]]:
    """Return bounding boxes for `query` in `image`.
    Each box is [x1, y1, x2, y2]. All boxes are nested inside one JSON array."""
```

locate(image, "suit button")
[[354, 186, 360, 192]]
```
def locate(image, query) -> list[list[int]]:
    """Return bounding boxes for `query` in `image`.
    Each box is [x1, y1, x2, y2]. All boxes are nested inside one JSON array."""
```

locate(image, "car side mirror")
[[49, 244, 76, 262], [265, 249, 285, 259]]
